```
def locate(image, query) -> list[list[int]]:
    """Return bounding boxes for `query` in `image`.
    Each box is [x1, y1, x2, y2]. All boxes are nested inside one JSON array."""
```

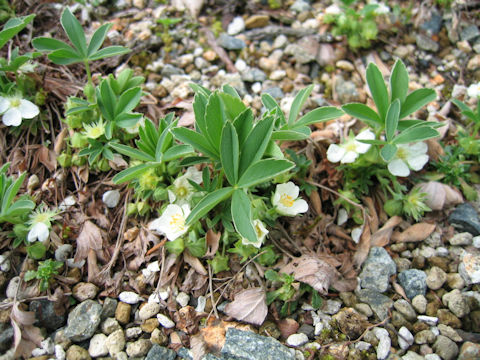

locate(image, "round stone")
[[426, 266, 447, 290], [139, 302, 161, 321], [286, 333, 309, 347], [89, 333, 108, 357]]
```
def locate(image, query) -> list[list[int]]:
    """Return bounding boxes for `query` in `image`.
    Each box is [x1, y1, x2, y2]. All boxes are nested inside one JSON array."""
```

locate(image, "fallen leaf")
[[184, 251, 208, 276], [353, 223, 371, 269], [281, 256, 336, 295], [174, 306, 199, 334], [204, 230, 220, 258], [415, 181, 463, 211], [370, 216, 403, 247], [364, 197, 379, 233], [74, 221, 103, 262], [190, 334, 207, 360], [11, 303, 43, 358], [54, 128, 68, 154], [180, 268, 208, 293], [224, 288, 268, 326], [277, 318, 299, 339], [391, 223, 436, 243]]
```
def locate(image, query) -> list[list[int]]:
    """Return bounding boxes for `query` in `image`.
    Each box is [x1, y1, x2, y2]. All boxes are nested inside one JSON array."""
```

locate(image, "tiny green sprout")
[[24, 259, 63, 292], [402, 187, 430, 221]]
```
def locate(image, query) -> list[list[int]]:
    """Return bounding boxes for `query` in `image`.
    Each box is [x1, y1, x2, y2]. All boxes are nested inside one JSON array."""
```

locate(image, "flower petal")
[[407, 141, 428, 155], [354, 140, 371, 154], [327, 144, 346, 163], [2, 108, 22, 126], [19, 99, 39, 119], [341, 150, 358, 163], [388, 159, 410, 177], [407, 154, 429, 171], [28, 222, 50, 243], [0, 97, 9, 113], [292, 199, 308, 214]]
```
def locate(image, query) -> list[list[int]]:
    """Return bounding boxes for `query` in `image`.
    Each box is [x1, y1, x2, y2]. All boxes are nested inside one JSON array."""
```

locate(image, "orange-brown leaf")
[[224, 288, 268, 326], [391, 223, 436, 243]]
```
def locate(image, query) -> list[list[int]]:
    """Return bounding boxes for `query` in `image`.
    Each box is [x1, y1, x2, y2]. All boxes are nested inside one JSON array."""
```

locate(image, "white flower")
[[124, 117, 145, 134], [387, 142, 429, 177], [27, 222, 50, 243], [149, 204, 191, 241], [0, 95, 39, 127], [241, 219, 269, 248], [325, 4, 341, 15], [467, 83, 480, 99], [374, 3, 390, 15], [272, 182, 309, 216], [102, 189, 120, 208], [168, 167, 203, 205], [327, 130, 375, 164]]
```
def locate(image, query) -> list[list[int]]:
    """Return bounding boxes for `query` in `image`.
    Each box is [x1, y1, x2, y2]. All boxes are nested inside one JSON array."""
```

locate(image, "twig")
[[200, 27, 237, 74], [207, 263, 219, 320]]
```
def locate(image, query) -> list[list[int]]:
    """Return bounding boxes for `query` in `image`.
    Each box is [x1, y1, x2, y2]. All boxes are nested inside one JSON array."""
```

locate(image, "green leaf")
[[233, 108, 254, 147], [261, 93, 285, 125], [342, 103, 382, 128], [88, 45, 130, 61], [288, 85, 314, 126], [397, 120, 444, 131], [5, 199, 35, 217], [186, 187, 234, 225], [238, 116, 274, 176], [222, 84, 240, 98], [392, 126, 439, 144], [47, 48, 83, 65], [231, 189, 257, 243], [180, 156, 210, 166], [27, 242, 47, 260], [390, 59, 409, 104], [237, 159, 294, 188], [115, 113, 142, 128], [190, 83, 211, 98], [87, 23, 112, 56], [293, 106, 344, 128], [32, 37, 73, 52], [380, 143, 397, 162], [171, 127, 219, 160], [0, 15, 35, 49], [109, 143, 154, 162], [24, 270, 38, 282], [205, 92, 225, 151], [99, 80, 116, 121], [163, 144, 194, 161], [2, 172, 26, 212], [451, 99, 472, 114], [115, 87, 142, 116], [61, 8, 88, 57], [385, 99, 401, 142], [219, 92, 246, 121], [220, 122, 239, 185], [366, 62, 389, 121], [192, 92, 208, 136], [112, 163, 161, 184], [400, 89, 436, 119], [271, 128, 310, 141]]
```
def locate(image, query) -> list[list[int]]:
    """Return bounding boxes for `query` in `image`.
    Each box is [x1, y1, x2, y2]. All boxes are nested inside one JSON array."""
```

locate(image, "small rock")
[[425, 354, 441, 360], [355, 341, 371, 351], [416, 34, 439, 52], [458, 341, 480, 360], [323, 300, 342, 315], [30, 299, 66, 331], [126, 338, 152, 357], [88, 334, 108, 357], [195, 296, 206, 313], [102, 190, 120, 208], [447, 273, 466, 289], [335, 76, 362, 104], [417, 315, 439, 326], [145, 344, 176, 360], [228, 17, 245, 35], [432, 335, 459, 360], [263, 87, 284, 99], [426, 266, 447, 290], [420, 11, 443, 35], [290, 0, 311, 12], [161, 64, 184, 78], [412, 295, 427, 314], [218, 34, 246, 50], [101, 317, 121, 335], [398, 269, 427, 299], [449, 232, 473, 246], [273, 35, 288, 49], [118, 291, 142, 304], [285, 36, 319, 64], [115, 302, 131, 325], [270, 69, 287, 81], [55, 345, 66, 360], [443, 289, 470, 318], [336, 60, 355, 71], [242, 68, 267, 82], [139, 302, 161, 320], [398, 326, 414, 350], [176, 292, 190, 307], [125, 327, 142, 340], [461, 25, 480, 42], [356, 289, 393, 321], [55, 244, 73, 262], [374, 327, 391, 360], [66, 345, 91, 360], [106, 329, 125, 356], [101, 297, 117, 319], [286, 333, 309, 347], [72, 283, 98, 302], [64, 300, 102, 342], [415, 329, 436, 344], [245, 15, 269, 29], [178, 54, 194, 68], [459, 250, 480, 284], [448, 203, 480, 235], [458, 40, 472, 53], [297, 324, 315, 339], [157, 313, 175, 328], [141, 318, 159, 333], [437, 324, 462, 342], [438, 309, 462, 328], [354, 303, 373, 317], [394, 299, 417, 321]]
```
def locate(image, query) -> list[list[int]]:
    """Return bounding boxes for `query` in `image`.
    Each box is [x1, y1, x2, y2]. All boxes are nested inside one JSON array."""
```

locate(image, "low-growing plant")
[[24, 259, 63, 292]]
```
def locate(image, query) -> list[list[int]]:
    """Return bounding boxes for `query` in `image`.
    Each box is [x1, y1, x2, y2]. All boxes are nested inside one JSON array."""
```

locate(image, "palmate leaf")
[[392, 126, 439, 144], [112, 163, 161, 184], [380, 143, 397, 162], [1, 172, 27, 213], [88, 46, 130, 61], [172, 127, 219, 160], [61, 8, 88, 57], [293, 106, 344, 128], [342, 103, 382, 128], [87, 23, 112, 56], [205, 93, 225, 151], [0, 14, 35, 49]]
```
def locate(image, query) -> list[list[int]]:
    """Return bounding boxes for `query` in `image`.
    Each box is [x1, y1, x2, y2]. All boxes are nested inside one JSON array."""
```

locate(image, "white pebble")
[[273, 34, 288, 49], [148, 292, 162, 304], [374, 327, 391, 360], [431, 326, 440, 336], [417, 315, 438, 326], [59, 195, 76, 211], [55, 244, 73, 262], [147, 261, 160, 272], [55, 345, 66, 360], [355, 341, 371, 351], [398, 326, 414, 350], [235, 59, 247, 72], [176, 292, 190, 307], [139, 302, 161, 320], [195, 296, 206, 313], [473, 235, 480, 248], [0, 253, 10, 272], [157, 313, 175, 328], [31, 348, 46, 357], [125, 327, 142, 339], [337, 208, 348, 226], [41, 338, 54, 354], [89, 334, 108, 357], [67, 258, 85, 268], [119, 291, 142, 304], [228, 16, 245, 35], [351, 227, 363, 244], [286, 333, 309, 347], [251, 82, 262, 93], [424, 354, 442, 360], [103, 190, 121, 208]]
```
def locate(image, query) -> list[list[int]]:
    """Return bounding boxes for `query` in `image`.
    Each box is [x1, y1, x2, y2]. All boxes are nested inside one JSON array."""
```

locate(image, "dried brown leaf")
[[54, 128, 68, 154], [364, 197, 378, 233], [38, 146, 57, 172], [277, 318, 299, 339], [205, 230, 220, 258], [184, 251, 208, 276], [224, 288, 268, 326], [280, 256, 336, 295], [370, 216, 403, 247], [190, 334, 207, 360], [353, 223, 371, 269], [180, 268, 208, 293], [74, 221, 103, 262], [415, 181, 463, 211], [11, 303, 43, 358], [392, 223, 436, 243]]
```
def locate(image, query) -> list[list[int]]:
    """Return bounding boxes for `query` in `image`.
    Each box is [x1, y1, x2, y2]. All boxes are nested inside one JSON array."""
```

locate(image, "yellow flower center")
[[345, 141, 357, 152], [86, 126, 104, 139], [396, 147, 408, 160], [279, 194, 294, 207], [177, 186, 188, 198], [9, 98, 20, 107], [170, 214, 185, 230], [255, 223, 264, 238], [139, 170, 157, 190]]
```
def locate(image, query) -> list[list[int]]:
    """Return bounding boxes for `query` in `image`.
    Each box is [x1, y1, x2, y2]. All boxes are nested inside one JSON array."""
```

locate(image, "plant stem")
[[84, 60, 93, 87]]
